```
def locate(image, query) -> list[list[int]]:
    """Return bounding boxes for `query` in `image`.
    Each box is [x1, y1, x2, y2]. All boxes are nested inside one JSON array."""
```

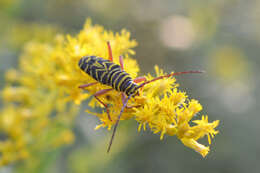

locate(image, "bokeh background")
[[0, 0, 260, 172]]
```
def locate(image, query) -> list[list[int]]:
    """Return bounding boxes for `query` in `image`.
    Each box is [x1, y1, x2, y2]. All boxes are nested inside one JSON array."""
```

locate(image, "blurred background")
[[0, 0, 260, 172]]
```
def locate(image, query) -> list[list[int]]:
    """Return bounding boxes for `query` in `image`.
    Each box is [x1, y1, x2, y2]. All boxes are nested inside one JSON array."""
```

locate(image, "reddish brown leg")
[[79, 82, 98, 89], [79, 83, 113, 121], [93, 89, 113, 121], [134, 76, 147, 94], [133, 76, 147, 83], [107, 41, 113, 62], [119, 55, 124, 70]]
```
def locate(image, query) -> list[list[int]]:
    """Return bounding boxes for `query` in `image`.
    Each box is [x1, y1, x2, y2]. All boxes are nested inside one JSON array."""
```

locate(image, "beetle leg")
[[79, 83, 113, 121], [133, 76, 147, 94], [107, 41, 113, 62], [119, 55, 124, 70], [133, 76, 147, 83], [93, 89, 114, 121], [78, 82, 98, 89]]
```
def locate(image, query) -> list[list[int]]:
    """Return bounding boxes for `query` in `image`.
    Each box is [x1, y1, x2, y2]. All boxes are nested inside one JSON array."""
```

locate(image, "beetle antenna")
[[137, 70, 205, 90], [107, 93, 134, 153]]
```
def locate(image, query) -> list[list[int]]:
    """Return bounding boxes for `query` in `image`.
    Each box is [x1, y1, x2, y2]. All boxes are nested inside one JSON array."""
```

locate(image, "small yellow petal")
[[181, 138, 209, 157]]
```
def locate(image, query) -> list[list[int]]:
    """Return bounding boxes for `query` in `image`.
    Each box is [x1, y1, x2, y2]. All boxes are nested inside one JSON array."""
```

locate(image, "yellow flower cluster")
[[0, 32, 75, 166], [0, 19, 219, 166], [94, 65, 219, 157], [135, 66, 219, 157]]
